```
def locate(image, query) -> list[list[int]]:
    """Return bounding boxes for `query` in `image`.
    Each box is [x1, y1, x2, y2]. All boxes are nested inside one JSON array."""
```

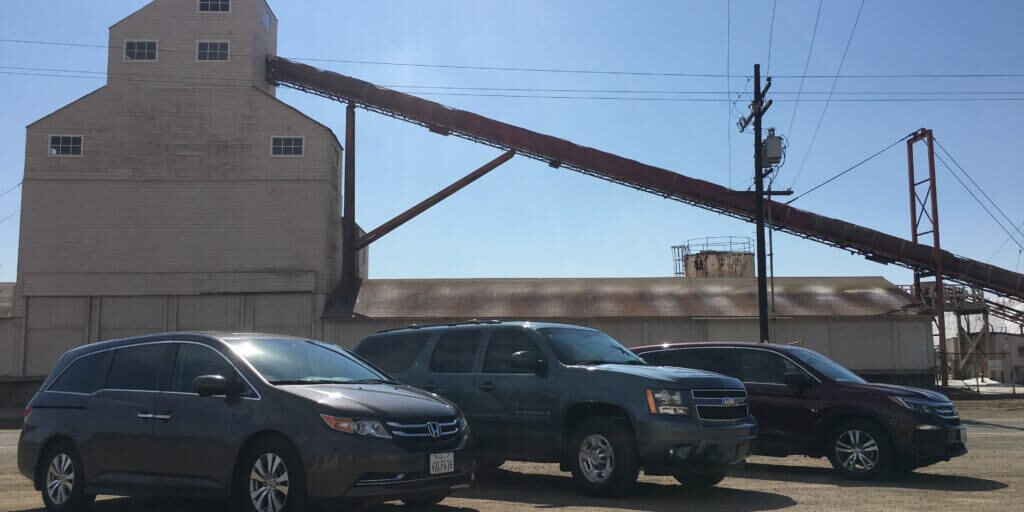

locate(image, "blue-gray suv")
[[355, 321, 757, 497]]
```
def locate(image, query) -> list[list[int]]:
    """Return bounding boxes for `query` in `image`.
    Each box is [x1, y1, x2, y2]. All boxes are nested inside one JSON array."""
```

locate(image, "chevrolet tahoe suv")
[[633, 342, 968, 479], [354, 321, 757, 497]]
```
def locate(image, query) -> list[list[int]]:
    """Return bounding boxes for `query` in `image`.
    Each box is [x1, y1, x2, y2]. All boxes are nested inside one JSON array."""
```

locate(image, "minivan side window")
[[431, 330, 481, 373], [106, 344, 167, 391], [357, 333, 431, 373], [170, 344, 236, 393], [739, 349, 804, 385], [484, 329, 541, 374], [49, 352, 107, 394]]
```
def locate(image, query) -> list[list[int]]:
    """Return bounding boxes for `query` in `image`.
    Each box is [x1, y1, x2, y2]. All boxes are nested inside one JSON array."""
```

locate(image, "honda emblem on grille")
[[427, 422, 442, 438]]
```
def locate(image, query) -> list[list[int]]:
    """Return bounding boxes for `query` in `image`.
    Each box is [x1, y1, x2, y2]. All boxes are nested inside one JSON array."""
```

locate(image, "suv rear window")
[[357, 333, 430, 373], [430, 330, 481, 373], [106, 344, 167, 391], [49, 352, 106, 394]]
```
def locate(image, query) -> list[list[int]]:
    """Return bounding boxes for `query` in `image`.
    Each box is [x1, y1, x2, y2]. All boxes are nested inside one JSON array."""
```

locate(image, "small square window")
[[124, 40, 157, 61], [272, 137, 304, 156], [199, 0, 230, 12], [49, 135, 83, 157], [197, 41, 230, 61]]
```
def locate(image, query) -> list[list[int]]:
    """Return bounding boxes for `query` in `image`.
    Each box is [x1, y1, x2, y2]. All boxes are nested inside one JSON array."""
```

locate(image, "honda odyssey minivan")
[[18, 333, 473, 512]]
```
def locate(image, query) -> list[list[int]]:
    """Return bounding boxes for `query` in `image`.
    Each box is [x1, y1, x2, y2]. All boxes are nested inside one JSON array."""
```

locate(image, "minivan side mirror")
[[784, 372, 811, 390], [192, 374, 232, 397], [510, 350, 546, 374]]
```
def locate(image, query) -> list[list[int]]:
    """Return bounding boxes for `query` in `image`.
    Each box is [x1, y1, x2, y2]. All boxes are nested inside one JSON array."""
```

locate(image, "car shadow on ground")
[[10, 497, 478, 512], [425, 468, 797, 512], [732, 463, 1007, 492]]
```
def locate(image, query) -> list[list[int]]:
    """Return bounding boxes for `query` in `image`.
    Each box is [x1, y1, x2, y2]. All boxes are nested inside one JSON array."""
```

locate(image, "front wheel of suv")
[[826, 419, 892, 480], [568, 417, 640, 498]]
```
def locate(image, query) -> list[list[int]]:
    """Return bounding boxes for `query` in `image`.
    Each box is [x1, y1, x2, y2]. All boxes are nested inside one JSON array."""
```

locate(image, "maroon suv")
[[631, 342, 967, 479]]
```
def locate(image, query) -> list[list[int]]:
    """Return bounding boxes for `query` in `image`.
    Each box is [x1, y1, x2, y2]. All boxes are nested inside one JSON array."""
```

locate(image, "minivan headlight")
[[646, 389, 690, 415], [320, 414, 392, 439], [890, 396, 945, 415]]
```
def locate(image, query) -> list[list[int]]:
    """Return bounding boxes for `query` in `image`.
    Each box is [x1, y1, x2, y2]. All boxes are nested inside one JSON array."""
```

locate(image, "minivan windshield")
[[789, 347, 866, 383], [228, 338, 394, 385], [539, 328, 646, 366]]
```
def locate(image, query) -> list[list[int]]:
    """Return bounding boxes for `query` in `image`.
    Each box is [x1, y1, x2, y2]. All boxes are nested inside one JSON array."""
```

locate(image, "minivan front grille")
[[691, 389, 749, 422], [930, 403, 960, 424], [386, 417, 461, 452]]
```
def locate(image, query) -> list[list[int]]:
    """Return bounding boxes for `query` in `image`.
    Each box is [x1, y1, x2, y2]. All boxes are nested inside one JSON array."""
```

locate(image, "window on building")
[[263, 4, 273, 30], [484, 329, 542, 373], [124, 40, 157, 61], [49, 353, 107, 394], [48, 136, 83, 157], [272, 136, 304, 156], [431, 330, 481, 373], [106, 344, 168, 391], [199, 0, 230, 12], [1019, 346, 1024, 357], [197, 41, 230, 61]]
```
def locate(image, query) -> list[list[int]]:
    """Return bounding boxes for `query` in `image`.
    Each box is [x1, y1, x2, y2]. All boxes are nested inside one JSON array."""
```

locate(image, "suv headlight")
[[890, 396, 945, 416], [646, 389, 690, 415], [320, 414, 392, 439]]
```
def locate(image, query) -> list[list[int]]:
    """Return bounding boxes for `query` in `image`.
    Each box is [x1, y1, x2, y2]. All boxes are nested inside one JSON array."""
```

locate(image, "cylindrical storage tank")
[[684, 251, 755, 278]]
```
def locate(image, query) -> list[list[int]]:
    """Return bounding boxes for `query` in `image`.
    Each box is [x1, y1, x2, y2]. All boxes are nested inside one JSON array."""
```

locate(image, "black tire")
[[401, 494, 447, 508], [673, 471, 727, 488], [568, 417, 640, 498], [475, 457, 505, 472], [235, 436, 307, 512], [39, 440, 96, 512], [826, 419, 892, 480]]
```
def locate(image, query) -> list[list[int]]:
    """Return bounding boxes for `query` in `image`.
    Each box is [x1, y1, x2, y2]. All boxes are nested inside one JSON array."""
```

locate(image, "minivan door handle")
[[477, 382, 496, 392], [421, 381, 438, 392]]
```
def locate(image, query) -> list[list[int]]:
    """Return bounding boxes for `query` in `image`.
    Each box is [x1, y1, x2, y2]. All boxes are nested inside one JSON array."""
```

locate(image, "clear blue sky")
[[1, 0, 1023, 284]]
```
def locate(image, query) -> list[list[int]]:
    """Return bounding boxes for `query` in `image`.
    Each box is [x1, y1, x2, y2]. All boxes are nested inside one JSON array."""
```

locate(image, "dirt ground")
[[1, 399, 1021, 512]]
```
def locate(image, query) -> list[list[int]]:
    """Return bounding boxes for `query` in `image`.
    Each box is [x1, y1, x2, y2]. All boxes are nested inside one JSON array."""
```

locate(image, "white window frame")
[[47, 134, 84, 158], [263, 3, 273, 31], [197, 0, 231, 13], [123, 39, 159, 62], [270, 136, 305, 157], [196, 40, 231, 62]]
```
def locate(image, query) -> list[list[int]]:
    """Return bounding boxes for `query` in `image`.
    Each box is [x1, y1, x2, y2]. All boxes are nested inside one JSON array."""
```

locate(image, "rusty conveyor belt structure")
[[266, 56, 1024, 303]]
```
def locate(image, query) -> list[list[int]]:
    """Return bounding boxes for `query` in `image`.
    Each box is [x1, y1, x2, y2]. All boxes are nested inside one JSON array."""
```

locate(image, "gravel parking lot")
[[1, 399, 1020, 512]]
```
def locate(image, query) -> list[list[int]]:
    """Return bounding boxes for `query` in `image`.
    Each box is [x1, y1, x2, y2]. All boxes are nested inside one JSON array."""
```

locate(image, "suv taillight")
[[23, 405, 31, 423]]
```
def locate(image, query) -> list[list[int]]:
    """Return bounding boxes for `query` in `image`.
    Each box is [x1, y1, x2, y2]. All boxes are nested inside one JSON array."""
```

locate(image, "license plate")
[[429, 452, 454, 475]]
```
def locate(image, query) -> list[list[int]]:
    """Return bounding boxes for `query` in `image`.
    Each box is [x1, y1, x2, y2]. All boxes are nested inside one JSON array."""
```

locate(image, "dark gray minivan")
[[355, 321, 756, 497], [18, 333, 473, 512]]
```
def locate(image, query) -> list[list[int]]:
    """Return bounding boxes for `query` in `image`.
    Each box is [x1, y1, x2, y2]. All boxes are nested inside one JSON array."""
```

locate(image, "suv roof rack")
[[375, 319, 502, 334]]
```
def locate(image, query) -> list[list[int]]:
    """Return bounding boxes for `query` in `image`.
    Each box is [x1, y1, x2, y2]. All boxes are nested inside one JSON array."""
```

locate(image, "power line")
[[934, 138, 1024, 244], [936, 153, 1024, 253], [6, 70, 1024, 103], [784, 0, 824, 158], [990, 218, 1024, 262], [0, 209, 19, 226], [767, 0, 778, 74], [789, 0, 866, 190], [786, 134, 909, 204], [0, 181, 22, 200], [5, 37, 1024, 79]]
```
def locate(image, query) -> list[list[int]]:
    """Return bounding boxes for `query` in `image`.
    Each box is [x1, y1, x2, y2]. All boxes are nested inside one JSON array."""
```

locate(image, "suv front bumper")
[[633, 415, 757, 475]]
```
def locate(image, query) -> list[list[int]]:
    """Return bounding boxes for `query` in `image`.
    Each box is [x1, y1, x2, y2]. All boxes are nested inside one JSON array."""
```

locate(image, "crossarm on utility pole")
[[355, 150, 516, 250]]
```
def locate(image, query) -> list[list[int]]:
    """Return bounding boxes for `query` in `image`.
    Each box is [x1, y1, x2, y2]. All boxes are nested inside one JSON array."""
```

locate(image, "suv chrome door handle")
[[477, 382, 496, 392], [137, 412, 173, 422], [136, 412, 154, 421]]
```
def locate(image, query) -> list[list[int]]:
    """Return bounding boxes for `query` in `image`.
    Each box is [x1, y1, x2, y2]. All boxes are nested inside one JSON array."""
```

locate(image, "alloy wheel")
[[835, 429, 880, 473], [46, 453, 75, 505], [578, 434, 615, 483], [249, 452, 290, 512]]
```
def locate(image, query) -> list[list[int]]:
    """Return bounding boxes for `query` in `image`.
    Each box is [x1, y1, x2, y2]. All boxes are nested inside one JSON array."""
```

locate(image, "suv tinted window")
[[484, 329, 541, 373], [357, 333, 430, 373], [50, 352, 106, 393], [642, 348, 739, 378], [170, 344, 236, 393], [106, 344, 167, 391], [739, 349, 802, 384], [431, 330, 481, 373]]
